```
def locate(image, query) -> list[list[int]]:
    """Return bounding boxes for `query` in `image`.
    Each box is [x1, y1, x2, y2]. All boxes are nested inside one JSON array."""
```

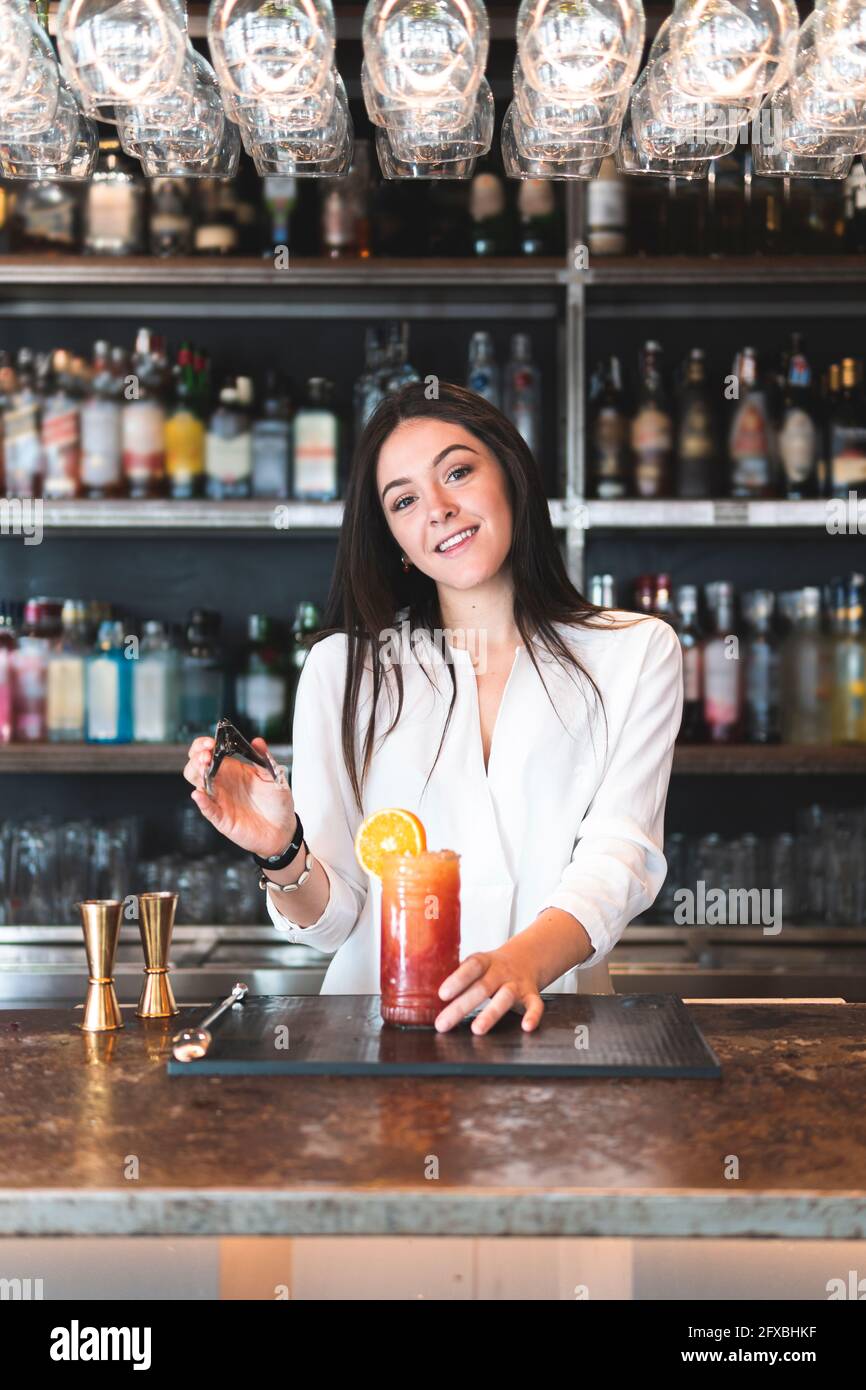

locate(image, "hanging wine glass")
[[57, 0, 188, 107], [207, 0, 335, 101], [668, 0, 798, 104], [517, 0, 645, 101], [363, 0, 489, 108]]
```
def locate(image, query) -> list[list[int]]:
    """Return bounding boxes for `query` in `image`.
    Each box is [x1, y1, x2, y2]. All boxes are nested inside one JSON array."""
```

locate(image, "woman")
[[184, 382, 683, 1035]]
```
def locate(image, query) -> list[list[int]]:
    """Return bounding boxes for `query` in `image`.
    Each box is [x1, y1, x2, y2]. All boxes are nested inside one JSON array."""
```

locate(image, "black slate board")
[[167, 993, 721, 1078]]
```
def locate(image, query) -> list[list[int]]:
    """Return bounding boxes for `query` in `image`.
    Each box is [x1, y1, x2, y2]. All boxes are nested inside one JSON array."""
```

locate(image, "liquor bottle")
[[262, 175, 297, 258], [728, 347, 778, 498], [133, 619, 181, 743], [830, 574, 866, 743], [780, 587, 833, 744], [589, 574, 617, 608], [11, 598, 62, 741], [122, 328, 167, 498], [746, 156, 783, 255], [467, 331, 500, 407], [742, 589, 781, 743], [251, 371, 292, 499], [469, 172, 512, 256], [165, 344, 205, 499], [702, 581, 743, 742], [828, 357, 866, 499], [707, 151, 744, 257], [80, 341, 123, 499], [291, 378, 339, 500], [503, 334, 541, 457], [84, 139, 145, 255], [589, 356, 629, 499], [41, 350, 81, 500], [320, 140, 371, 259], [9, 179, 80, 254], [380, 320, 420, 395], [518, 179, 558, 256], [631, 341, 673, 498], [0, 603, 18, 744], [86, 619, 133, 743], [193, 179, 239, 257], [353, 327, 386, 441], [286, 600, 321, 735], [4, 348, 43, 498], [844, 159, 866, 253], [179, 608, 225, 737], [652, 573, 676, 625], [674, 584, 706, 742], [236, 614, 288, 741], [634, 574, 656, 615], [149, 177, 193, 257], [46, 599, 88, 742], [675, 348, 720, 498], [205, 377, 253, 500], [587, 157, 628, 256], [777, 334, 822, 499]]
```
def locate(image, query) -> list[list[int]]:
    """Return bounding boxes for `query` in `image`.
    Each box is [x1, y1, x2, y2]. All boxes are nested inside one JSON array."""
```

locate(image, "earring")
[[401, 554, 411, 572]]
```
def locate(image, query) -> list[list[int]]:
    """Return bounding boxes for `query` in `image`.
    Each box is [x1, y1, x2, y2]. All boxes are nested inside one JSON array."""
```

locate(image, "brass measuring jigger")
[[77, 899, 125, 1032], [136, 891, 180, 1019]]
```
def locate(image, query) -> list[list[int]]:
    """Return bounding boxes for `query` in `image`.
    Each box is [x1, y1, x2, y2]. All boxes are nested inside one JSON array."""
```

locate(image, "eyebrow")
[[381, 443, 480, 503]]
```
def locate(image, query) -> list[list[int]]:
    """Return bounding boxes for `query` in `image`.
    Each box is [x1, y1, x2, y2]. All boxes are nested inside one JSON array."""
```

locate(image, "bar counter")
[[1, 1001, 864, 1241]]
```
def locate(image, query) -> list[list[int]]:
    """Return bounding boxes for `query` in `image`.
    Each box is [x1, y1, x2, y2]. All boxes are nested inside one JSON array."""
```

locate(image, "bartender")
[[184, 382, 683, 1035]]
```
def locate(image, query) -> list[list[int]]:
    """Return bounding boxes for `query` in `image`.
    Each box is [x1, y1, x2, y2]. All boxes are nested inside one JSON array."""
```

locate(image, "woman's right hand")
[[183, 735, 298, 860]]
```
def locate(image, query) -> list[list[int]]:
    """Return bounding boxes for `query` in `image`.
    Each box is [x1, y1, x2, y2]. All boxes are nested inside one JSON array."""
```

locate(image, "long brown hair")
[[308, 381, 639, 813]]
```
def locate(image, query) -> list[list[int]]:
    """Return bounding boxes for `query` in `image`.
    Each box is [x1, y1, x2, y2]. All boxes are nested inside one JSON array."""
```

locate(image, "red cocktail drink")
[[380, 849, 461, 1027]]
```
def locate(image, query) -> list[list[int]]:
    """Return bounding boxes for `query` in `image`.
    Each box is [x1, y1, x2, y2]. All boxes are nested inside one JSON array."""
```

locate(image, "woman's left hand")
[[434, 940, 545, 1035]]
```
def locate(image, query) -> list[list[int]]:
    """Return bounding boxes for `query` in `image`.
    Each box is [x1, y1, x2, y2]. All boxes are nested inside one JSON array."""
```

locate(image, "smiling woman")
[[186, 381, 683, 1035]]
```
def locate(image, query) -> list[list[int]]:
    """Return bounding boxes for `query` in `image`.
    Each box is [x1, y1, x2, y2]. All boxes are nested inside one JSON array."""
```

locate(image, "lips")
[[434, 525, 479, 555]]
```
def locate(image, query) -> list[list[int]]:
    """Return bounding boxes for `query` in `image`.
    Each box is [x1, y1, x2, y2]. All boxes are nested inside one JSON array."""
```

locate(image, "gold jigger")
[[77, 899, 125, 1032], [136, 892, 179, 1019]]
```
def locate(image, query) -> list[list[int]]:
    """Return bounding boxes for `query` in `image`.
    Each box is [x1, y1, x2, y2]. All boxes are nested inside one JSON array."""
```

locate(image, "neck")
[[436, 567, 523, 652]]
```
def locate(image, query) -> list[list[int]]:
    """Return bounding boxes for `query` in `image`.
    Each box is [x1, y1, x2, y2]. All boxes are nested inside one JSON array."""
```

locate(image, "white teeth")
[[437, 527, 478, 553]]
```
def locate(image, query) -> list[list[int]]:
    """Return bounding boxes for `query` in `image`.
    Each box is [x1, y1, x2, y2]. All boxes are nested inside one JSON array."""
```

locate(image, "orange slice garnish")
[[354, 807, 427, 879]]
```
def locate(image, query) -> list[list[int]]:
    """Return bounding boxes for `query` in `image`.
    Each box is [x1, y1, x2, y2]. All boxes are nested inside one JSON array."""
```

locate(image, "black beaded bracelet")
[[251, 812, 305, 872]]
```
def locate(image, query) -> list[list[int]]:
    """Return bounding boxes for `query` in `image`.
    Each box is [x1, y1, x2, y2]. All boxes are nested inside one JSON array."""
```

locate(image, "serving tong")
[[203, 717, 284, 797]]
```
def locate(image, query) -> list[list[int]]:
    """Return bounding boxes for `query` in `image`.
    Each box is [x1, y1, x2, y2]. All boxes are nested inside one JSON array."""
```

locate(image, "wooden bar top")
[[1, 1001, 864, 1239]]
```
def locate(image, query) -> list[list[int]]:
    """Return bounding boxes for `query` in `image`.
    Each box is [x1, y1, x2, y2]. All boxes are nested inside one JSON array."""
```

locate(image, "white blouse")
[[266, 609, 684, 997]]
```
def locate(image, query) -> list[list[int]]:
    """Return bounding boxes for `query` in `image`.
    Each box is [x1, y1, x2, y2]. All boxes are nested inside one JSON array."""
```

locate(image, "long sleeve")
[[265, 637, 369, 954], [538, 619, 683, 968]]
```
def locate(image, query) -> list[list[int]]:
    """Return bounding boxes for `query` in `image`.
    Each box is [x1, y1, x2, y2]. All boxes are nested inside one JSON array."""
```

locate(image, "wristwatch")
[[253, 812, 313, 893]]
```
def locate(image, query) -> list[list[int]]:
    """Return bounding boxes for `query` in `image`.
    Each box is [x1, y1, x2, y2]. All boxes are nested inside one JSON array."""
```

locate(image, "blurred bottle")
[[469, 172, 511, 256], [286, 601, 321, 736], [236, 614, 288, 741], [165, 343, 205, 499], [675, 584, 706, 742], [742, 589, 781, 744], [518, 179, 559, 256], [702, 582, 743, 742], [46, 599, 89, 742], [193, 179, 239, 257], [828, 357, 866, 500], [467, 330, 500, 408], [780, 587, 833, 744], [728, 347, 778, 498], [252, 371, 292, 499], [122, 327, 167, 499], [830, 574, 866, 743], [631, 340, 673, 498], [589, 574, 617, 608], [778, 333, 822, 500], [587, 157, 627, 255], [0, 602, 18, 744], [86, 619, 132, 743], [353, 327, 386, 440], [149, 177, 193, 257], [292, 377, 340, 500], [675, 348, 720, 498], [180, 608, 224, 737], [205, 376, 253, 499], [80, 340, 124, 499], [321, 141, 371, 259], [84, 139, 145, 255], [262, 175, 297, 258], [41, 349, 81, 500], [133, 619, 181, 743], [4, 348, 43, 498], [589, 356, 629, 499], [503, 334, 541, 457]]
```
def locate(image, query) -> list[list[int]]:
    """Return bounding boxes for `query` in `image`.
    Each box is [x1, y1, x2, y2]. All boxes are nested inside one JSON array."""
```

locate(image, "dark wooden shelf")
[[2, 742, 865, 775], [584, 255, 866, 286]]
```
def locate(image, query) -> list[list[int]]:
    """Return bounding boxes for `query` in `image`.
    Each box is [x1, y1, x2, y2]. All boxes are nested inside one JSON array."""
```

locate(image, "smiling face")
[[376, 416, 514, 590]]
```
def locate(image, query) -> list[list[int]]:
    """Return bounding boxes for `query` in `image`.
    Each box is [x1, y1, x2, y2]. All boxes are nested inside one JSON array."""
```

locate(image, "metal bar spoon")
[[171, 982, 249, 1062]]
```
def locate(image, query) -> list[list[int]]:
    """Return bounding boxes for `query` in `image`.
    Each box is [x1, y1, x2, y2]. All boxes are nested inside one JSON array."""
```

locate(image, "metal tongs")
[[203, 717, 283, 797]]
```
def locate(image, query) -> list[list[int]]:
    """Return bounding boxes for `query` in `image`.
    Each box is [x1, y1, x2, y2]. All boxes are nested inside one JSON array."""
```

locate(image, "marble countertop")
[[1, 1001, 864, 1238]]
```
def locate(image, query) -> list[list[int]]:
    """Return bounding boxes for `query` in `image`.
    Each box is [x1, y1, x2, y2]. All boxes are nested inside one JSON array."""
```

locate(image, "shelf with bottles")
[[586, 332, 866, 506], [3, 741, 866, 778]]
